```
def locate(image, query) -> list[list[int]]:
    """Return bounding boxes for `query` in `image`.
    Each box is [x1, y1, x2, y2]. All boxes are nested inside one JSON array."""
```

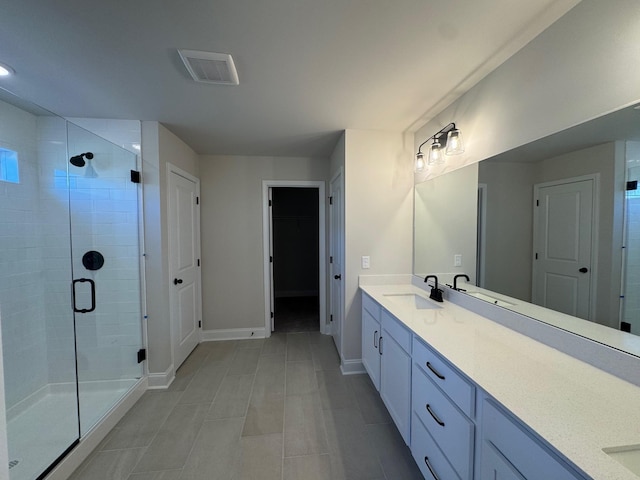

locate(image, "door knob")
[[173, 278, 183, 285], [579, 267, 589, 273], [334, 274, 342, 280]]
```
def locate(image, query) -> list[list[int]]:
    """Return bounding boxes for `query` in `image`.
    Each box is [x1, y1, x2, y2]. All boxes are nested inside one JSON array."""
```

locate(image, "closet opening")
[[271, 187, 320, 332]]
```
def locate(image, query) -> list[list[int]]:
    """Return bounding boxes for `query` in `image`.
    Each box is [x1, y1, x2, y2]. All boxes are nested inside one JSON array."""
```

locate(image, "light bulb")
[[445, 129, 464, 155], [415, 152, 425, 172], [428, 141, 444, 165]]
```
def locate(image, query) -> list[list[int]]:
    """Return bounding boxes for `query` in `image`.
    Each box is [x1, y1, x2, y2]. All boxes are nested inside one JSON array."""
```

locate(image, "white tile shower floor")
[[8, 381, 137, 480]]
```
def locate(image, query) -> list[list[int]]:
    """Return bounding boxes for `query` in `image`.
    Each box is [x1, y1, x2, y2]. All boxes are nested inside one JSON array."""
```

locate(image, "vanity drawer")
[[413, 337, 474, 416], [382, 310, 411, 353], [362, 292, 380, 318], [411, 412, 462, 480], [482, 399, 585, 480], [413, 367, 474, 480]]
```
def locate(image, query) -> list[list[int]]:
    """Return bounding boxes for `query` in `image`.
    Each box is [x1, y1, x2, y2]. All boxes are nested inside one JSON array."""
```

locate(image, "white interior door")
[[168, 167, 201, 369], [532, 177, 595, 320], [329, 171, 344, 353]]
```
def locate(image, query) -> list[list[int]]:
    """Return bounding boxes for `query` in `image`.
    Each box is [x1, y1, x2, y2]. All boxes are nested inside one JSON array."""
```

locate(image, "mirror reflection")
[[414, 104, 640, 354]]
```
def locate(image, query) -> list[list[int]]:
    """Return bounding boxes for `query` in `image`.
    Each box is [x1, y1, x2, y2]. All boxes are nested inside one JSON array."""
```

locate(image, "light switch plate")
[[454, 254, 462, 267], [362, 256, 370, 269]]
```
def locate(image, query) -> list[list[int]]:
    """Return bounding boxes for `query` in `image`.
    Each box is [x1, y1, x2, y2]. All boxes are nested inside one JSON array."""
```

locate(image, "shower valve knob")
[[173, 278, 183, 285]]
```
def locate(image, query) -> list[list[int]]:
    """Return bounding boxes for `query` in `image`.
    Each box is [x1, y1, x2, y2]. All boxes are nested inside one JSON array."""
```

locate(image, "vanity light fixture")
[[415, 122, 464, 172]]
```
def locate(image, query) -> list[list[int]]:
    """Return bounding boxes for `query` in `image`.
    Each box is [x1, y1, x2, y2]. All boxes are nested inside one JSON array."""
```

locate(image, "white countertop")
[[360, 282, 640, 480]]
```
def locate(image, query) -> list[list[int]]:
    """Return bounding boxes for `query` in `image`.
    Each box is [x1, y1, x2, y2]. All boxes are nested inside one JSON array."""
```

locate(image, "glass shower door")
[[0, 92, 80, 480], [66, 123, 143, 435]]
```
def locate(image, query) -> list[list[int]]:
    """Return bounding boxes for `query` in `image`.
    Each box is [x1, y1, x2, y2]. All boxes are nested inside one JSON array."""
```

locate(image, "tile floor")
[[69, 333, 423, 480]]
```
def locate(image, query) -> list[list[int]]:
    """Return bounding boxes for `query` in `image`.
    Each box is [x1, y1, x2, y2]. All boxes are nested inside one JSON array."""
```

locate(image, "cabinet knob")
[[334, 274, 342, 280], [173, 278, 183, 285]]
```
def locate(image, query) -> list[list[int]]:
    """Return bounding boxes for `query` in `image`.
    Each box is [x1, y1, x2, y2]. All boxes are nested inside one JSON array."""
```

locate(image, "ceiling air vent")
[[178, 49, 239, 85]]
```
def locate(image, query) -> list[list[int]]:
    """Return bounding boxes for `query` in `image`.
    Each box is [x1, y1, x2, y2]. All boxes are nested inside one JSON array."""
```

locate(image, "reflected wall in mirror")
[[414, 163, 478, 282]]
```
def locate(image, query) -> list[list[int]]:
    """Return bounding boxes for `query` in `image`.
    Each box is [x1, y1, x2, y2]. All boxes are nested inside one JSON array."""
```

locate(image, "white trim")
[[166, 163, 202, 370], [340, 358, 366, 375], [476, 183, 487, 288], [202, 327, 267, 341], [328, 168, 345, 350], [44, 378, 147, 480], [532, 174, 600, 321], [262, 180, 327, 337], [147, 366, 175, 389]]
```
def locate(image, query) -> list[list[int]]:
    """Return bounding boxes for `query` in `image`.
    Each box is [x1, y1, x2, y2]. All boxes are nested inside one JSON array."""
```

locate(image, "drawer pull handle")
[[374, 330, 378, 348], [426, 361, 445, 380], [424, 456, 440, 480], [426, 404, 445, 427]]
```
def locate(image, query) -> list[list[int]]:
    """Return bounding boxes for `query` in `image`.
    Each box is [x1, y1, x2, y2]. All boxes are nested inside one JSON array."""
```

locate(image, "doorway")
[[262, 181, 326, 336], [273, 188, 319, 332]]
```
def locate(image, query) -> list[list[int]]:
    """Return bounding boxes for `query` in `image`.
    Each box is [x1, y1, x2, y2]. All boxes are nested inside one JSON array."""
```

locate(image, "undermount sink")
[[603, 445, 640, 476], [466, 291, 515, 308], [384, 293, 441, 310]]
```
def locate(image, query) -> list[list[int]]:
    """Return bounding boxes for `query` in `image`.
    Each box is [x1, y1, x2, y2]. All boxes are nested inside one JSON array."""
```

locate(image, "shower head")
[[69, 152, 94, 167]]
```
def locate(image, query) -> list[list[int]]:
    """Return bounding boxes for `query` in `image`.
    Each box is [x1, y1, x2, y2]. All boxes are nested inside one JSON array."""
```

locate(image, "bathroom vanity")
[[360, 278, 640, 480]]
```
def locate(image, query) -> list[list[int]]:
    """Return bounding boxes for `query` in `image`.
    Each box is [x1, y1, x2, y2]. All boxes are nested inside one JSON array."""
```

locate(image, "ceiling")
[[0, 0, 580, 157]]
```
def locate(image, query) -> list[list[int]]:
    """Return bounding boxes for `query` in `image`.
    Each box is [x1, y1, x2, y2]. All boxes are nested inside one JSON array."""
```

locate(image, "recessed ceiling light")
[[0, 62, 14, 77]]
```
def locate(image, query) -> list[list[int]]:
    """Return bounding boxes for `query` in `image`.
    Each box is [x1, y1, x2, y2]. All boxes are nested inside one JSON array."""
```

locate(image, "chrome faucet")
[[424, 275, 443, 302], [453, 274, 470, 292]]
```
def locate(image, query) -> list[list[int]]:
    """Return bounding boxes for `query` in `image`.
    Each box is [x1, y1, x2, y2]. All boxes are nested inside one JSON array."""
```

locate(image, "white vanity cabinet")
[[411, 337, 475, 480], [479, 398, 586, 480], [379, 310, 412, 445], [361, 293, 412, 444], [360, 289, 591, 480], [362, 293, 381, 390]]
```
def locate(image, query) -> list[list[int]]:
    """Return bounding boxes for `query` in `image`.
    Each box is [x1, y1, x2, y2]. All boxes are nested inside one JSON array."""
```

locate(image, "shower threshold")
[[7, 379, 137, 480]]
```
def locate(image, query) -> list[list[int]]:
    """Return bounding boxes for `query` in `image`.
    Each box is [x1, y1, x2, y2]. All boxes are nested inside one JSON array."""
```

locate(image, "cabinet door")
[[380, 330, 412, 444], [362, 308, 381, 390], [481, 442, 526, 480]]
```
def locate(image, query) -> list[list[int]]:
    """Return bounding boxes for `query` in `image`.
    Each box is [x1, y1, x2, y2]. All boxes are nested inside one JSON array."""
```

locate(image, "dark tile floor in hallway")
[[69, 334, 423, 480], [274, 296, 320, 333]]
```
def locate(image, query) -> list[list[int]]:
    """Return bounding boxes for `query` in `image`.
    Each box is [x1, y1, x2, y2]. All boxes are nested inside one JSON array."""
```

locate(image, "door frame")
[[167, 163, 202, 369], [532, 174, 599, 321], [262, 180, 327, 336]]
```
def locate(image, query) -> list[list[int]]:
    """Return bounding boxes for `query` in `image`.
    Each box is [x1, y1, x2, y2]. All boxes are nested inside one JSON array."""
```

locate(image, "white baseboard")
[[45, 378, 147, 480], [202, 327, 267, 341], [340, 358, 365, 375], [147, 365, 175, 389]]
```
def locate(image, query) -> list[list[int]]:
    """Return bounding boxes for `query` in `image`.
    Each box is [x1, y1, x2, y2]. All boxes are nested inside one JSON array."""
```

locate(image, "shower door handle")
[[72, 278, 96, 313]]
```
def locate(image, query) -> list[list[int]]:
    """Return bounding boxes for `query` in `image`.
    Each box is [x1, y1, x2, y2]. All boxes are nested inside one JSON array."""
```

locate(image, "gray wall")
[[198, 155, 329, 331], [338, 130, 414, 362]]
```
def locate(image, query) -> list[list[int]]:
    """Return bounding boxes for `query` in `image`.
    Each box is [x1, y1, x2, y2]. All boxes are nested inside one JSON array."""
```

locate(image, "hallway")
[[69, 333, 422, 480]]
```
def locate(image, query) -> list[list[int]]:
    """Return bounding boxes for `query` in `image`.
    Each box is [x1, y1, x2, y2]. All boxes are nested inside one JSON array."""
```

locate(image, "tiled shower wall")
[[0, 101, 51, 409]]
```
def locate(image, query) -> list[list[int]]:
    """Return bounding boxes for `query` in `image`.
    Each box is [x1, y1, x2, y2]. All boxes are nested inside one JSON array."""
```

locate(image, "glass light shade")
[[428, 141, 444, 165], [415, 152, 425, 172], [445, 129, 464, 155]]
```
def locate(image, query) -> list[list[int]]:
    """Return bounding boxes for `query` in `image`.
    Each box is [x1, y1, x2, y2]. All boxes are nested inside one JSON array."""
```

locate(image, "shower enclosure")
[[0, 89, 145, 480]]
